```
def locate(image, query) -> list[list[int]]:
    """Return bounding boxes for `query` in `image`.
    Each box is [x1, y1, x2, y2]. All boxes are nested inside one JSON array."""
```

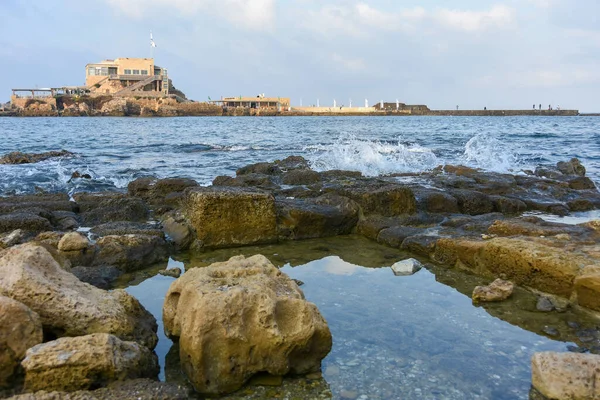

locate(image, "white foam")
[[462, 133, 520, 173], [306, 135, 439, 176]]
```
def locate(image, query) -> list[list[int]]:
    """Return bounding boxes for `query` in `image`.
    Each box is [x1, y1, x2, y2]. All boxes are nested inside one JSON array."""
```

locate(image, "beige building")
[[85, 58, 169, 97], [211, 96, 291, 110]]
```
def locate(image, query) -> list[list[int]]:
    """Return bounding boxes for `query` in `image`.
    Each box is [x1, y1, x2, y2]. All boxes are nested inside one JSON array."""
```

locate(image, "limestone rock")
[[1, 229, 24, 247], [0, 213, 52, 234], [93, 234, 168, 272], [0, 296, 43, 387], [531, 352, 600, 399], [575, 267, 600, 311], [58, 232, 90, 252], [21, 333, 158, 392], [557, 158, 586, 177], [158, 268, 182, 278], [183, 187, 277, 248], [161, 213, 193, 250], [390, 258, 423, 276], [0, 150, 73, 165], [0, 244, 157, 349], [163, 254, 332, 394], [472, 279, 514, 302]]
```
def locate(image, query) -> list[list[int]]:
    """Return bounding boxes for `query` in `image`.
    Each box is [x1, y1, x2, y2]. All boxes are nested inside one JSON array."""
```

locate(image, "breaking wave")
[[305, 136, 439, 176], [462, 133, 521, 173]]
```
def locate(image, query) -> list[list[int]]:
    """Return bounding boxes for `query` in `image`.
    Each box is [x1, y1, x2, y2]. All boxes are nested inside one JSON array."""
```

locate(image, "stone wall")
[[10, 96, 57, 117]]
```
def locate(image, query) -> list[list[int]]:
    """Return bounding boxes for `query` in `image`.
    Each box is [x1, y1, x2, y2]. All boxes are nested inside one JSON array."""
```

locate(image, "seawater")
[[2, 116, 600, 399], [0, 116, 599, 195]]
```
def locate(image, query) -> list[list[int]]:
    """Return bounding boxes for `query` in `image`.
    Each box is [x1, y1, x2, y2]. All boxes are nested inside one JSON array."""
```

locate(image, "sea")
[[2, 115, 600, 399]]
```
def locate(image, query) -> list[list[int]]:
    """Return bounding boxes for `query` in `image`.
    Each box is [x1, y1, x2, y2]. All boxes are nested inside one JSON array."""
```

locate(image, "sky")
[[0, 0, 599, 111]]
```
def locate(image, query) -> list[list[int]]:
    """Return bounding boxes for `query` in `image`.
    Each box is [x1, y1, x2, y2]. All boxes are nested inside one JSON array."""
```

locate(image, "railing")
[[114, 75, 162, 96]]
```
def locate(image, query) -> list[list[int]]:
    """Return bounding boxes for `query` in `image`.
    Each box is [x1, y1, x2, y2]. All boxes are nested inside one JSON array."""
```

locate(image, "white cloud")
[[104, 0, 275, 31], [331, 53, 367, 72], [434, 5, 515, 32]]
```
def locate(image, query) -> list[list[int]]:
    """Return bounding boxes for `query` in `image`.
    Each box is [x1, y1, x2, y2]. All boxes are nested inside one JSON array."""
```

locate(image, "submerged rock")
[[21, 333, 158, 392], [0, 150, 73, 165], [472, 279, 514, 302], [531, 352, 600, 399], [0, 296, 43, 388], [163, 254, 332, 394], [0, 244, 157, 349], [390, 258, 423, 276], [158, 268, 182, 278]]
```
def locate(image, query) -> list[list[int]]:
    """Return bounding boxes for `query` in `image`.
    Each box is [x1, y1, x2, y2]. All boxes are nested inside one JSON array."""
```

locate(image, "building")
[[210, 96, 290, 110], [85, 58, 169, 97]]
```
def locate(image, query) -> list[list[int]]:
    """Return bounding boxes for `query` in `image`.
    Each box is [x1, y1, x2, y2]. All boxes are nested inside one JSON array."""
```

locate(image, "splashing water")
[[306, 135, 439, 176], [462, 133, 521, 173]]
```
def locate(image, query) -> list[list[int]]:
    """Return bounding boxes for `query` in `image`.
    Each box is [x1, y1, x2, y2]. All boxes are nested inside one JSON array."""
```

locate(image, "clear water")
[[0, 116, 599, 195], [124, 236, 598, 400]]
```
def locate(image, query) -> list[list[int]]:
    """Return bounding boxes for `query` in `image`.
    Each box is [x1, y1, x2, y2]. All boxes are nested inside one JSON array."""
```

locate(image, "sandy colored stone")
[[163, 254, 332, 395], [183, 187, 277, 248], [21, 333, 158, 392], [0, 296, 43, 387], [575, 267, 600, 311], [532, 352, 600, 399], [0, 243, 157, 349], [58, 232, 91, 252], [472, 279, 514, 302]]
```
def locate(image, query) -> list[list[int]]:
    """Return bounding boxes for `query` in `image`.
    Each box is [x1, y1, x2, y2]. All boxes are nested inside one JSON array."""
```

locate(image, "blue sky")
[[1, 0, 599, 111]]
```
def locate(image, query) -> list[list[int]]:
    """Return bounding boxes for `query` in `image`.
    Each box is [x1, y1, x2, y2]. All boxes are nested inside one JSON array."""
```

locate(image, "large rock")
[[73, 193, 149, 226], [472, 279, 514, 302], [0, 213, 52, 234], [557, 158, 586, 176], [531, 352, 600, 399], [58, 232, 91, 252], [183, 187, 277, 248], [0, 244, 157, 349], [0, 296, 43, 387], [0, 150, 73, 165], [93, 234, 168, 272], [163, 255, 332, 394], [574, 266, 600, 311], [21, 333, 158, 392], [331, 183, 416, 217]]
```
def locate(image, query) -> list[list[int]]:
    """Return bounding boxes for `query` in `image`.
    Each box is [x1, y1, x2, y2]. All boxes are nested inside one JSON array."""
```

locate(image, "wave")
[[461, 133, 521, 173], [305, 135, 439, 176]]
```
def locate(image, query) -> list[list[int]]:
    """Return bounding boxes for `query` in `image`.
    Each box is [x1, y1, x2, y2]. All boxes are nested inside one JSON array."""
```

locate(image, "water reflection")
[[123, 236, 598, 399]]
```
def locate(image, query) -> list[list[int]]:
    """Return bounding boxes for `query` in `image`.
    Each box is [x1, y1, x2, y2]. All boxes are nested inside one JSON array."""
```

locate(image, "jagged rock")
[[163, 255, 332, 394], [536, 296, 556, 312], [531, 352, 600, 399], [0, 296, 43, 388], [557, 158, 586, 176], [377, 226, 424, 248], [390, 258, 423, 276], [472, 279, 514, 302], [415, 189, 459, 214], [71, 266, 122, 290], [161, 212, 193, 250], [275, 195, 359, 240], [90, 222, 163, 238], [183, 187, 277, 248], [281, 169, 321, 185], [21, 333, 158, 392], [78, 196, 149, 226], [567, 176, 596, 190], [450, 190, 494, 215], [0, 213, 52, 234], [0, 244, 157, 349], [236, 162, 281, 176], [0, 150, 73, 165], [330, 183, 416, 217], [400, 235, 438, 257], [58, 232, 90, 252], [7, 379, 190, 400], [34, 231, 63, 248], [127, 177, 199, 206], [93, 235, 168, 272]]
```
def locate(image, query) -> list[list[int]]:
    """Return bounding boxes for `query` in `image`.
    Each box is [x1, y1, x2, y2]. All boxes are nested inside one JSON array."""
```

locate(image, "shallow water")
[[123, 236, 599, 399], [0, 116, 599, 195]]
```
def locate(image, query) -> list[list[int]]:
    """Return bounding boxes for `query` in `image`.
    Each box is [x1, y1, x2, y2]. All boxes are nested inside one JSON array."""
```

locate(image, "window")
[[132, 70, 140, 75], [141, 70, 148, 75], [88, 68, 95, 76], [124, 69, 132, 75]]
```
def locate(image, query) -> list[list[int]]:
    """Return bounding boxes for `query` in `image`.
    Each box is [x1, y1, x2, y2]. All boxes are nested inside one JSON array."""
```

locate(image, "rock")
[[450, 190, 494, 215], [51, 211, 79, 231], [6, 378, 190, 400], [400, 235, 438, 257], [390, 258, 423, 276], [183, 187, 277, 248], [158, 268, 182, 278], [93, 235, 168, 272], [128, 177, 199, 206], [531, 352, 600, 399], [340, 389, 359, 399], [574, 267, 600, 311], [236, 162, 282, 176], [331, 183, 416, 217], [567, 176, 597, 190], [57, 232, 90, 252], [161, 213, 194, 250], [163, 254, 332, 394], [542, 326, 560, 337], [0, 296, 43, 387], [281, 169, 321, 185], [489, 195, 527, 214], [472, 279, 514, 302], [536, 296, 556, 312], [34, 231, 63, 248], [415, 189, 459, 213], [21, 333, 158, 392], [276, 155, 311, 171], [0, 150, 73, 165], [0, 213, 52, 234], [557, 158, 586, 176], [89, 222, 163, 238], [78, 196, 149, 226], [275, 196, 359, 241], [0, 244, 157, 349], [377, 226, 424, 248], [71, 266, 123, 290], [1, 229, 24, 247]]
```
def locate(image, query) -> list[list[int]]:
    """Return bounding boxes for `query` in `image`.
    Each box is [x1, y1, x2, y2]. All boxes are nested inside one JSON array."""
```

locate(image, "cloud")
[[331, 53, 367, 72], [434, 5, 515, 32], [104, 0, 275, 31], [526, 0, 555, 8]]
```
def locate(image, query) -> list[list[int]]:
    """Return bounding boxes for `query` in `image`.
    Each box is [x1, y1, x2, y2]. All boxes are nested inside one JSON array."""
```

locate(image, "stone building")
[[85, 58, 169, 97], [210, 96, 291, 110]]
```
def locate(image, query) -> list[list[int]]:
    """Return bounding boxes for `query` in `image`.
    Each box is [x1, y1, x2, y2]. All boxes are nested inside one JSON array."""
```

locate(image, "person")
[[533, 104, 536, 109], [484, 107, 487, 110], [549, 104, 552, 110], [539, 104, 542, 110]]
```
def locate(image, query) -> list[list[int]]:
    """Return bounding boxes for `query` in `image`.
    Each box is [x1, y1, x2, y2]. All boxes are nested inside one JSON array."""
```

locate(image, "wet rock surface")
[[0, 150, 73, 165]]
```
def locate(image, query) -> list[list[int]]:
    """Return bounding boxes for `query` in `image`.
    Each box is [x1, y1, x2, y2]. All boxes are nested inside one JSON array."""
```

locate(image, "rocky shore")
[[1, 152, 600, 398]]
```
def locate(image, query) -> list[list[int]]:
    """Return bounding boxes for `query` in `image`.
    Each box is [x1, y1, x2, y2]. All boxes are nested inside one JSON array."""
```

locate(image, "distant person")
[[533, 104, 535, 109], [484, 107, 487, 110], [456, 105, 459, 110], [549, 104, 552, 110], [539, 104, 542, 110]]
